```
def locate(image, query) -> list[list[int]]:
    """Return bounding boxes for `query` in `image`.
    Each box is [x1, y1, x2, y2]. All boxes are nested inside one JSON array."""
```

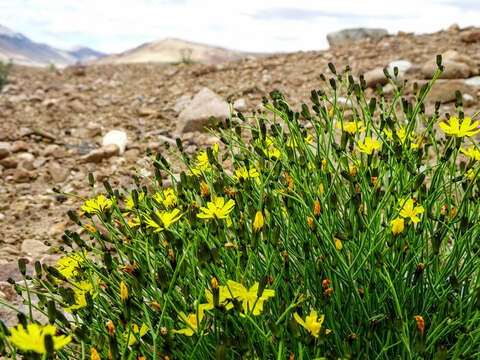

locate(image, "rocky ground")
[[2, 25, 480, 327]]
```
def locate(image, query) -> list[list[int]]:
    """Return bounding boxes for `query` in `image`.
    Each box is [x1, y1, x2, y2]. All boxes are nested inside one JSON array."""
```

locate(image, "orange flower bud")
[[211, 277, 219, 289], [224, 242, 237, 249], [120, 281, 128, 302], [371, 176, 378, 186], [414, 315, 424, 336], [149, 301, 162, 311], [105, 320, 115, 337], [307, 216, 314, 229], [169, 248, 175, 262], [84, 224, 96, 233], [322, 159, 326, 170], [324, 287, 333, 296], [322, 279, 331, 288], [200, 181, 210, 197], [118, 265, 134, 275], [314, 200, 321, 217]]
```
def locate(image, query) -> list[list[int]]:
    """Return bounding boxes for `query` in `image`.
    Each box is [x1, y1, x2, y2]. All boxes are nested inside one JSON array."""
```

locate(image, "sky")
[[0, 0, 479, 54]]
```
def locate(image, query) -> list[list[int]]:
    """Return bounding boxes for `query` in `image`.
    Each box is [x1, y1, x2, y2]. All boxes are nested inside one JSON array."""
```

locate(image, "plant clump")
[[1, 56, 480, 359]]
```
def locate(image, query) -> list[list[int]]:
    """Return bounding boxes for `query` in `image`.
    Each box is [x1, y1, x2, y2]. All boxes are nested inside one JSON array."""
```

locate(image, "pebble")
[[103, 130, 128, 154]]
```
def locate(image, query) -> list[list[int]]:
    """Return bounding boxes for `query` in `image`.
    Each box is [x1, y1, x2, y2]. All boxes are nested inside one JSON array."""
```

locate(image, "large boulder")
[[424, 80, 469, 103], [421, 50, 474, 79], [327, 28, 388, 47], [176, 88, 230, 134]]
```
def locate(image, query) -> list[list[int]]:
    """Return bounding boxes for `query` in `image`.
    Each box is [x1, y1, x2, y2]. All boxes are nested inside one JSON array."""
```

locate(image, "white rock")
[[463, 93, 475, 106], [387, 60, 412, 76], [102, 130, 128, 154], [465, 76, 480, 87]]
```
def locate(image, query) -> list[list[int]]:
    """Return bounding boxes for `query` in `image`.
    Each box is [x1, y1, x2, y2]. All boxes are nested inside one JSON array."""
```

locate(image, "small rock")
[[233, 98, 247, 112], [13, 168, 31, 183], [42, 144, 60, 157], [21, 239, 49, 257], [465, 76, 480, 87], [158, 135, 177, 147], [172, 95, 191, 113], [0, 213, 5, 221], [76, 141, 97, 155], [176, 87, 230, 134], [461, 29, 480, 43], [363, 67, 388, 88], [0, 157, 18, 169], [123, 148, 140, 163], [0, 142, 11, 160], [137, 107, 156, 116], [49, 220, 68, 237], [82, 144, 119, 163], [103, 130, 128, 154], [327, 28, 388, 46], [0, 262, 33, 282], [48, 161, 70, 183], [11, 140, 29, 153], [446, 23, 460, 32], [387, 60, 412, 76], [69, 99, 86, 113], [33, 156, 47, 168], [462, 93, 475, 106]]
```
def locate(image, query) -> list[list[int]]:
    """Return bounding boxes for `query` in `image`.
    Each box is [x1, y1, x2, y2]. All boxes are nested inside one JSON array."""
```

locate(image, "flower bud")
[[253, 211, 264, 233]]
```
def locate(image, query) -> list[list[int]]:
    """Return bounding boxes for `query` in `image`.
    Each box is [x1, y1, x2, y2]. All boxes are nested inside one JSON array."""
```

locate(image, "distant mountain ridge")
[[0, 24, 104, 66], [93, 37, 260, 65]]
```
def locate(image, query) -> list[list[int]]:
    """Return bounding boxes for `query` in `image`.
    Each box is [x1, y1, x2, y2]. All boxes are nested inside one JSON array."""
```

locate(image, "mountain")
[[94, 37, 260, 65], [66, 46, 105, 62], [0, 24, 103, 66]]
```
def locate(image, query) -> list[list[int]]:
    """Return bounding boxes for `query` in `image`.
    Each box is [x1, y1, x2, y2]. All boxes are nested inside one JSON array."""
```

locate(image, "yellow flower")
[[128, 216, 141, 228], [286, 134, 313, 148], [334, 237, 343, 251], [226, 280, 275, 316], [253, 211, 264, 232], [384, 126, 421, 149], [390, 217, 404, 235], [63, 280, 97, 313], [56, 252, 85, 279], [460, 146, 480, 161], [293, 310, 332, 338], [336, 120, 366, 134], [261, 137, 281, 158], [397, 198, 424, 223], [197, 143, 219, 170], [91, 347, 101, 360], [124, 192, 145, 212], [465, 168, 480, 183], [439, 116, 480, 137], [81, 195, 113, 214], [144, 209, 182, 232], [357, 137, 381, 155], [173, 311, 204, 336], [123, 323, 148, 346], [120, 281, 128, 302], [199, 287, 234, 312], [197, 197, 235, 220], [232, 167, 260, 181], [153, 188, 177, 208], [8, 323, 71, 354]]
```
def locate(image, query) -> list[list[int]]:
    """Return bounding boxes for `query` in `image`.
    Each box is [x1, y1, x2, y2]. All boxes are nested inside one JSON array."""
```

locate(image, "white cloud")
[[0, 0, 479, 53]]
